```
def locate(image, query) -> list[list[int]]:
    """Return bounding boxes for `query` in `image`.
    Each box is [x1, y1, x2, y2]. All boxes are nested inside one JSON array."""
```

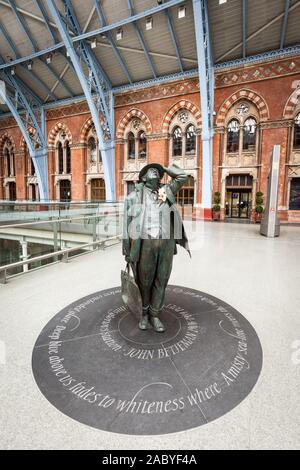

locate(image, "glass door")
[[226, 190, 251, 218], [231, 191, 240, 217], [225, 191, 240, 218], [239, 191, 251, 218]]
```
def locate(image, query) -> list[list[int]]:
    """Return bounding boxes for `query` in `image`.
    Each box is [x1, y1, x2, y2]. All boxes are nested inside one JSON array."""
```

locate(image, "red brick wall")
[[1, 55, 300, 221]]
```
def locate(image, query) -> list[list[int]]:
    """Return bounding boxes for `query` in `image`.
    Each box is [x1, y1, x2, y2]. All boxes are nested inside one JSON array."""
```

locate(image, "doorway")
[[59, 179, 71, 201], [226, 190, 251, 219], [91, 178, 106, 202], [29, 184, 36, 201], [8, 182, 16, 201], [225, 174, 253, 219], [289, 178, 300, 210], [176, 176, 194, 219]]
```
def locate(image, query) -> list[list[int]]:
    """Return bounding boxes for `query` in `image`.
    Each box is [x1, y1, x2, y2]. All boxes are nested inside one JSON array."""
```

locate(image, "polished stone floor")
[[0, 221, 300, 449]]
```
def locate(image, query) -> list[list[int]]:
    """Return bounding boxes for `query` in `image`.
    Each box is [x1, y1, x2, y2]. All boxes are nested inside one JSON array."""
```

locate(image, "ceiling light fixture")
[[46, 54, 52, 64], [178, 6, 186, 18], [11, 67, 15, 75], [91, 38, 97, 49], [116, 29, 123, 40], [27, 61, 33, 70], [146, 17, 153, 30]]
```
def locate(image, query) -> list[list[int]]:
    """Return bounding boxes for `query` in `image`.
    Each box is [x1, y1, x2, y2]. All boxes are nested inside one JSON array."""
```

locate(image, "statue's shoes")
[[138, 315, 152, 331], [149, 316, 165, 333]]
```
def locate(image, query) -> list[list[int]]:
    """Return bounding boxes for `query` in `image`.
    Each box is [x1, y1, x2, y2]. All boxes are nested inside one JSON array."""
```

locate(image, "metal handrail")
[[0, 211, 122, 230], [0, 235, 122, 284], [0, 200, 117, 205]]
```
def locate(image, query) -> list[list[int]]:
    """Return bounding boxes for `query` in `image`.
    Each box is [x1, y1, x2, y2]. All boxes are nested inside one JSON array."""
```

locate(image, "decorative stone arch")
[[0, 132, 16, 154], [48, 122, 72, 146], [79, 115, 106, 144], [116, 109, 152, 139], [216, 89, 269, 127], [162, 100, 202, 134], [283, 87, 300, 119]]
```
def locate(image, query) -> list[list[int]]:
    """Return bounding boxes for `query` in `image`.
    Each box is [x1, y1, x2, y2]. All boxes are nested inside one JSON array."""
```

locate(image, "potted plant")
[[212, 191, 221, 221], [255, 191, 264, 223]]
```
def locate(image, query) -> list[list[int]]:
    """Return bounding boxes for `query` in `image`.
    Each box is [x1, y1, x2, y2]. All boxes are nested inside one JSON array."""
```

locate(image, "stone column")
[[194, 132, 202, 217], [115, 139, 124, 200], [0, 156, 4, 200], [47, 147, 55, 201], [20, 238, 29, 272]]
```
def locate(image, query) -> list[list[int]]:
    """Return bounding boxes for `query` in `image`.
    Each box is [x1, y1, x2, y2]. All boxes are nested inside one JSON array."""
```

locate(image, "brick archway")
[[283, 88, 300, 119], [216, 89, 269, 126], [161, 100, 202, 133], [79, 116, 106, 144], [0, 132, 16, 154], [48, 122, 72, 146], [116, 108, 152, 139]]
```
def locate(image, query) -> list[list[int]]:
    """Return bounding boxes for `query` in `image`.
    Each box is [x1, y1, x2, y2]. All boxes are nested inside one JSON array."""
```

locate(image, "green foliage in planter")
[[255, 191, 264, 213], [255, 205, 264, 214], [213, 191, 221, 204], [213, 192, 221, 211]]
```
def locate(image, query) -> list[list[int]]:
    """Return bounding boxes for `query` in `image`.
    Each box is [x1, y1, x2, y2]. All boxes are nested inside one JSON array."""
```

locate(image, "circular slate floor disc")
[[32, 285, 263, 435]]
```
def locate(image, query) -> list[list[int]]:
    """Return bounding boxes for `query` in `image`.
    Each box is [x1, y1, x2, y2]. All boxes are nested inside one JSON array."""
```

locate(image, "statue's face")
[[144, 167, 160, 190], [146, 168, 160, 180]]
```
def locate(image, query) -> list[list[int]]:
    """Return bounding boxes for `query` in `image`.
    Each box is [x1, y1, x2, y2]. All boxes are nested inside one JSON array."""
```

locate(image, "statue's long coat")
[[122, 180, 191, 263]]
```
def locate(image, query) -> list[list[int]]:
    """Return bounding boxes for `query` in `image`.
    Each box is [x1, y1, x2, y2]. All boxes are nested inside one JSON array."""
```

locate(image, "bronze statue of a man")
[[122, 163, 190, 333]]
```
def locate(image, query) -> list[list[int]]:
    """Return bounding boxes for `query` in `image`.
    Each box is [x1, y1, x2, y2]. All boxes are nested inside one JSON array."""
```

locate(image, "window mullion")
[[182, 130, 186, 158], [239, 124, 243, 155], [135, 136, 138, 161]]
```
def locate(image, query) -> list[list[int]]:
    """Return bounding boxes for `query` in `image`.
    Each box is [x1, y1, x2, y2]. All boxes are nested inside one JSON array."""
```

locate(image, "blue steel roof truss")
[[94, 0, 133, 84], [0, 0, 299, 116], [280, 0, 290, 50], [164, 9, 184, 73], [127, 0, 157, 79], [242, 0, 248, 59], [0, 19, 57, 102], [7, 0, 73, 99]]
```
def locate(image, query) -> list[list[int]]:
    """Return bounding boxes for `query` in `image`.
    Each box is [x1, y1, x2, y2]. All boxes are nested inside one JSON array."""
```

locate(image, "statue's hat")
[[139, 163, 165, 182]]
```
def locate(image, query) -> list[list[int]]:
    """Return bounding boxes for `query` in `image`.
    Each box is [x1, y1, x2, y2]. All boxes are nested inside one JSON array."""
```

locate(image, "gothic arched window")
[[4, 147, 11, 176], [3, 141, 15, 177], [138, 131, 147, 159], [186, 124, 196, 155], [56, 133, 71, 174], [227, 119, 240, 153], [88, 136, 97, 162], [173, 127, 183, 156], [294, 113, 300, 149], [243, 117, 257, 150], [58, 141, 64, 174], [128, 132, 135, 159]]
